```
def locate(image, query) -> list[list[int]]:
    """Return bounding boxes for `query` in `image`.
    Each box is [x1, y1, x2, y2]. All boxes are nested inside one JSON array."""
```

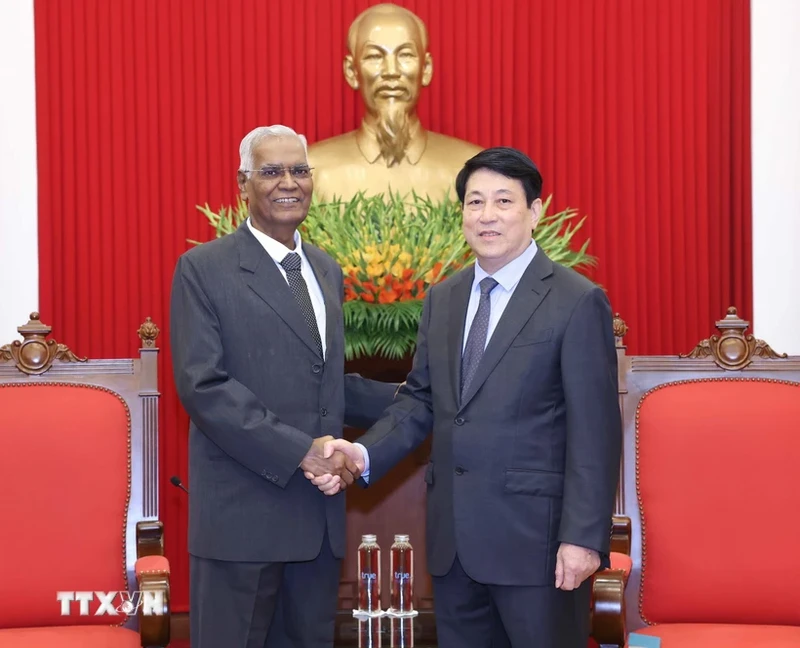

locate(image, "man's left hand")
[[554, 543, 600, 590]]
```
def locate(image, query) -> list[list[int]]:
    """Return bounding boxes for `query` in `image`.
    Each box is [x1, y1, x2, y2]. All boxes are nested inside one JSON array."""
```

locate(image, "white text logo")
[[56, 591, 165, 616]]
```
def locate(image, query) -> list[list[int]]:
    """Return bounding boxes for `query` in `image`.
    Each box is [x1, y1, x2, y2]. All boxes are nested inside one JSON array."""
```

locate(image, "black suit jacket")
[[170, 222, 396, 562], [357, 250, 622, 586]]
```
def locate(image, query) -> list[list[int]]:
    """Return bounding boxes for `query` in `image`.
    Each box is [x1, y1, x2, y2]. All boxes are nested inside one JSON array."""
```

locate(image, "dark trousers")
[[190, 532, 340, 648], [432, 555, 591, 648]]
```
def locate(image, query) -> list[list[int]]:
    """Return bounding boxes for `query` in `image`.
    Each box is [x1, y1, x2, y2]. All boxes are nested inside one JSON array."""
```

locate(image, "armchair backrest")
[[0, 313, 162, 630], [615, 307, 800, 631]]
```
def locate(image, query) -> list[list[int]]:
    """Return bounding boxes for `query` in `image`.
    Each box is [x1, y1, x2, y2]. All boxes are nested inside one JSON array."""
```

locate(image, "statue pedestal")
[[340, 354, 434, 614]]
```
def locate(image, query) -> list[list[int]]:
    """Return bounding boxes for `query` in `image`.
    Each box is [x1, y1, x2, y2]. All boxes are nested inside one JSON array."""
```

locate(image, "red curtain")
[[34, 0, 751, 611]]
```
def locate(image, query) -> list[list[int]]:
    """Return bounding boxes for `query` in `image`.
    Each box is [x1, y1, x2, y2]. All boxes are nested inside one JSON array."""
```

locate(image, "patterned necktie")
[[280, 252, 323, 358], [461, 277, 499, 399]]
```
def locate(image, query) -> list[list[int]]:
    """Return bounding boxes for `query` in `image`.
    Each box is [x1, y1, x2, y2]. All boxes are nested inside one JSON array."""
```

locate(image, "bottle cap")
[[394, 534, 410, 542], [362, 534, 377, 543]]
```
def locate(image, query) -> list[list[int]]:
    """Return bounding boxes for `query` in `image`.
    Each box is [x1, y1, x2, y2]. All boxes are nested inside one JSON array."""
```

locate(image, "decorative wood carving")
[[137, 317, 160, 347], [0, 312, 87, 375], [680, 306, 787, 370], [613, 313, 628, 343]]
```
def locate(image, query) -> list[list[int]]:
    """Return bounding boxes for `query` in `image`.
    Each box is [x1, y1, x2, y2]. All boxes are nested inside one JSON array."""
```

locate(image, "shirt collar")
[[355, 118, 428, 165], [473, 239, 538, 292], [246, 217, 304, 265]]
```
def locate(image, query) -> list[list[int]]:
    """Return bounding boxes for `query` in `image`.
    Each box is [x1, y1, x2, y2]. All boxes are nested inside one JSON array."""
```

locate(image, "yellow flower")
[[391, 261, 405, 277], [398, 251, 412, 265], [367, 263, 384, 277]]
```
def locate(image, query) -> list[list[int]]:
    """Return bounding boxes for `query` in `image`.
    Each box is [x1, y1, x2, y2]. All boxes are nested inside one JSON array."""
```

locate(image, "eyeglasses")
[[242, 165, 314, 180]]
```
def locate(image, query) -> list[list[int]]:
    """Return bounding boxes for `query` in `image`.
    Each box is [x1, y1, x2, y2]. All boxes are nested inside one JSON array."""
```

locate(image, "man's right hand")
[[299, 436, 361, 491], [303, 439, 366, 496]]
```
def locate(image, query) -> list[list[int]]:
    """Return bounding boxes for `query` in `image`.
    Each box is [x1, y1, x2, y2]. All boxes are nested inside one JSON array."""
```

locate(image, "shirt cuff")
[[353, 442, 370, 483]]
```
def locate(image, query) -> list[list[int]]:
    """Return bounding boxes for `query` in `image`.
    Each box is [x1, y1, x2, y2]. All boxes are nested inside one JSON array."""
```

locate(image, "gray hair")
[[238, 125, 308, 171]]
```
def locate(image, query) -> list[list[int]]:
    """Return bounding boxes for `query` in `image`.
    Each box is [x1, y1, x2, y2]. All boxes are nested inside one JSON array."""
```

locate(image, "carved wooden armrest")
[[610, 515, 631, 555], [135, 521, 170, 647], [589, 515, 632, 647], [591, 568, 627, 648]]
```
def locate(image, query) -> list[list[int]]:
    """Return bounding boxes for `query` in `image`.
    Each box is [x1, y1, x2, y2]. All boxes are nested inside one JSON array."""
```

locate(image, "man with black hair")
[[310, 146, 622, 647]]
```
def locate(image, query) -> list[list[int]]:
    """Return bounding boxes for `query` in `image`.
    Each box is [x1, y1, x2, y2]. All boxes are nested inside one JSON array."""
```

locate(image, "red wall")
[[34, 0, 751, 610]]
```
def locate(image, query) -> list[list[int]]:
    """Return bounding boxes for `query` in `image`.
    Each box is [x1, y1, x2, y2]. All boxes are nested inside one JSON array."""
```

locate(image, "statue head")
[[344, 3, 433, 165]]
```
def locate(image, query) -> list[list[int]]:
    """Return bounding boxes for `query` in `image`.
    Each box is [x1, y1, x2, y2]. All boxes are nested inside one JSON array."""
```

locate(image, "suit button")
[[454, 417, 465, 426], [454, 466, 465, 476], [271, 475, 278, 483], [320, 407, 328, 416], [261, 469, 268, 477], [312, 364, 322, 374]]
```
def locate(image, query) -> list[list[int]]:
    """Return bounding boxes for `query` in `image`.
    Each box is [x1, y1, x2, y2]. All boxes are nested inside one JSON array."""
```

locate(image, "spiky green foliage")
[[193, 192, 596, 359]]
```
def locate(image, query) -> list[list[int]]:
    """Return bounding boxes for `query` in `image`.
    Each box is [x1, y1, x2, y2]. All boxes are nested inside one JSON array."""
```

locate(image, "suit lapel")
[[235, 224, 323, 359], [458, 251, 554, 411], [304, 245, 339, 362], [448, 267, 474, 408]]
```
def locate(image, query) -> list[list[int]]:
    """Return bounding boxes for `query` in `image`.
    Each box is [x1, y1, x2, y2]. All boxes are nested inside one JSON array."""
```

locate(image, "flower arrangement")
[[194, 192, 596, 359]]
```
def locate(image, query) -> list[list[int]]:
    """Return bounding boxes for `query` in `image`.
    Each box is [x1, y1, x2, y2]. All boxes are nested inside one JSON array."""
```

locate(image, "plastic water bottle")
[[390, 534, 413, 614], [358, 534, 381, 614], [390, 616, 414, 647], [359, 616, 382, 647]]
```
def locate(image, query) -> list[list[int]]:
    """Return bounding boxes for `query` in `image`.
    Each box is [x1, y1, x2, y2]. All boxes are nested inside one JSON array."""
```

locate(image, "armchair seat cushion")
[[0, 625, 141, 648], [627, 624, 800, 647]]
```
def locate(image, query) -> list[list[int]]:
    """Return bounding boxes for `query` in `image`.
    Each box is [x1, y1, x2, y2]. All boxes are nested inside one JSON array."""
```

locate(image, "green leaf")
[[192, 191, 596, 360]]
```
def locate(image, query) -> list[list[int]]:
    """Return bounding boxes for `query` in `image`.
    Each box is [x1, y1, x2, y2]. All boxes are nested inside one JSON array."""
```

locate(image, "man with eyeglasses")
[[170, 125, 397, 648]]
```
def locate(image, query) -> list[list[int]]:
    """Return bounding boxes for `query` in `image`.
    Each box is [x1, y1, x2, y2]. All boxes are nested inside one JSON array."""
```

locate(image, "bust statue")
[[308, 3, 483, 202]]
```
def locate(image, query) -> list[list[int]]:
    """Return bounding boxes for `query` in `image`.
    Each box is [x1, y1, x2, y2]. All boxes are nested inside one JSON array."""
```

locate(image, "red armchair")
[[606, 307, 800, 647], [0, 313, 170, 647]]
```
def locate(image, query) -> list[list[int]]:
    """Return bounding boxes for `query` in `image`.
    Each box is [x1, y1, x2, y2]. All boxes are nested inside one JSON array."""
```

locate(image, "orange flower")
[[344, 288, 358, 301], [402, 268, 414, 281], [378, 289, 398, 304], [361, 293, 375, 302]]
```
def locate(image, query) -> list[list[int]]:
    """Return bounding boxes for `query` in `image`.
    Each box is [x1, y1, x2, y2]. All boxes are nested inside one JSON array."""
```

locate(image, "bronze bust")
[[308, 3, 483, 202]]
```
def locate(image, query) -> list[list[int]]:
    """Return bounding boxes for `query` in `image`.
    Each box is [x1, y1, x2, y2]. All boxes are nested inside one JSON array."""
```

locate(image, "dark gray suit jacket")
[[170, 222, 395, 563], [357, 250, 622, 586]]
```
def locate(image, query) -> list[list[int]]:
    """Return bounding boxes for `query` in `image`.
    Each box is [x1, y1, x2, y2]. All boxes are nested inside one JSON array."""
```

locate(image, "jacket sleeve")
[[556, 286, 622, 555], [169, 254, 313, 488], [344, 374, 401, 429]]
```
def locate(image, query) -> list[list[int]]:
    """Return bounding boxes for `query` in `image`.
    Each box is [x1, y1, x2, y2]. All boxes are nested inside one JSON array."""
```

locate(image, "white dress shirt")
[[462, 239, 538, 352], [357, 239, 539, 479], [246, 217, 327, 359]]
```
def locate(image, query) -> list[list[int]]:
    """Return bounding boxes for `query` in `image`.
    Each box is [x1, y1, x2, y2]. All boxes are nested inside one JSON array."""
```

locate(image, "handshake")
[[299, 436, 365, 496]]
